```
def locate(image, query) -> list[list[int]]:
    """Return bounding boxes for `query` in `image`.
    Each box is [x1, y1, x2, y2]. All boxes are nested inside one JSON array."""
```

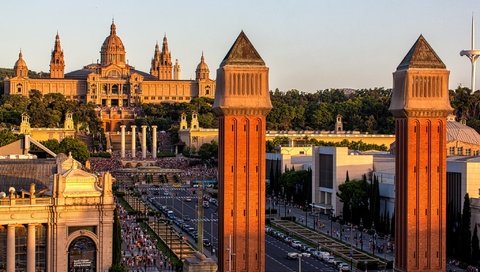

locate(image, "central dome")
[[100, 21, 126, 66]]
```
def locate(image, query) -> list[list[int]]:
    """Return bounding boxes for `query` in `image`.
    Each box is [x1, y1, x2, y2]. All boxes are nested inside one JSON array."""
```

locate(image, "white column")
[[141, 125, 147, 159], [7, 225, 15, 272], [152, 126, 157, 159], [131, 125, 137, 158], [120, 125, 126, 159], [27, 224, 36, 272]]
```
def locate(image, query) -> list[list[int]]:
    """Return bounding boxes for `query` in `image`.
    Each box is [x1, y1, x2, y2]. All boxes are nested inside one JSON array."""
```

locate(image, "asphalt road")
[[144, 185, 338, 272]]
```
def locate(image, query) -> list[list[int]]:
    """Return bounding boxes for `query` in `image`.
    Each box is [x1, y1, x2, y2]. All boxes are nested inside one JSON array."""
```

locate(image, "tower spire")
[[50, 32, 65, 78]]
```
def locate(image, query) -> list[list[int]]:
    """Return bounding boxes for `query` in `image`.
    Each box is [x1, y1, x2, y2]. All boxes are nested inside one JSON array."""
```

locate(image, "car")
[[203, 201, 210, 208], [284, 237, 293, 243], [187, 227, 195, 233], [286, 252, 298, 260], [163, 191, 169, 196], [325, 256, 335, 264], [183, 215, 191, 221], [338, 263, 350, 271], [290, 240, 302, 248], [185, 197, 192, 202]]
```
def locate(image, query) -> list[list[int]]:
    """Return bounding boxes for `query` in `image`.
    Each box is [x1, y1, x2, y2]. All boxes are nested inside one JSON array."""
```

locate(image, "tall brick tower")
[[213, 31, 272, 272], [389, 35, 453, 271]]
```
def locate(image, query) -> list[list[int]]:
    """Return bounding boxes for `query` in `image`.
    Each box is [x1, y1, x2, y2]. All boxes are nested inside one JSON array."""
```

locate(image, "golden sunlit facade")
[[4, 21, 215, 106]]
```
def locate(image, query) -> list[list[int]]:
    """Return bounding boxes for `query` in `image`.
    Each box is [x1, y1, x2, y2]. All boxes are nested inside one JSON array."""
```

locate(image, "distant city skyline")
[[1, 0, 479, 92]]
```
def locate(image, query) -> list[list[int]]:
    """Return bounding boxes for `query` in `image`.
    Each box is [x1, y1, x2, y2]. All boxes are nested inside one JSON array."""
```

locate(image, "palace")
[[3, 21, 215, 107]]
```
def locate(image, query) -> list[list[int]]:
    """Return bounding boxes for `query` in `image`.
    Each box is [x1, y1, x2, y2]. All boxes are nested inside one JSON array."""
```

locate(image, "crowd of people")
[[117, 202, 175, 271]]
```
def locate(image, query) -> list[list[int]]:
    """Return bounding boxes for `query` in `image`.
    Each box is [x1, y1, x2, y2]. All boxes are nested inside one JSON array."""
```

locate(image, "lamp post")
[[305, 200, 308, 227], [292, 252, 310, 272], [330, 209, 335, 238], [372, 221, 376, 257], [360, 219, 364, 251]]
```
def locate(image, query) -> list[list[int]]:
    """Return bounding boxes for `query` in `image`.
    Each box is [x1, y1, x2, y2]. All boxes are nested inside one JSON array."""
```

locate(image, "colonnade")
[[6, 223, 37, 272], [120, 125, 157, 159]]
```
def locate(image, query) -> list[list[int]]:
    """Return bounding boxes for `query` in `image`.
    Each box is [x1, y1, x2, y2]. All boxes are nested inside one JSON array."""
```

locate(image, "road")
[[144, 185, 338, 272]]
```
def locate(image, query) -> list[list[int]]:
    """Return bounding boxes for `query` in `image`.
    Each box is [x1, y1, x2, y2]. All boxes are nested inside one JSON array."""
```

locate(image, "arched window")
[[68, 236, 96, 272], [16, 83, 23, 93]]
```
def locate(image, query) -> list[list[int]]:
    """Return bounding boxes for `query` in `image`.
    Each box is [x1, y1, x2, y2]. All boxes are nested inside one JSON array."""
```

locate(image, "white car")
[[290, 240, 302, 248], [338, 263, 350, 271]]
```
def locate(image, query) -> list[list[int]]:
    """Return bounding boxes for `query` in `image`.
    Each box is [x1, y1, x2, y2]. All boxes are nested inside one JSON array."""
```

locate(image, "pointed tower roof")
[[397, 35, 446, 70], [221, 31, 265, 66], [162, 34, 169, 52]]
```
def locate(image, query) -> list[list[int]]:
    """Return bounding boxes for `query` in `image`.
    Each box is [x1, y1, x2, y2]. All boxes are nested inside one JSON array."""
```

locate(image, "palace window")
[[16, 83, 23, 93], [111, 84, 119, 94], [457, 147, 463, 156], [466, 149, 472, 156], [449, 147, 455, 155]]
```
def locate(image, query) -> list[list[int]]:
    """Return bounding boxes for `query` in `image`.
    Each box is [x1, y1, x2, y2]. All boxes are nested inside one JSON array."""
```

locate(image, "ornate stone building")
[[389, 35, 452, 271], [4, 21, 215, 106], [0, 153, 114, 272]]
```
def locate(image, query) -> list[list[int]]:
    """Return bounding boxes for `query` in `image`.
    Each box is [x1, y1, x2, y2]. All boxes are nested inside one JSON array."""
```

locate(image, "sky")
[[1, 0, 479, 92]]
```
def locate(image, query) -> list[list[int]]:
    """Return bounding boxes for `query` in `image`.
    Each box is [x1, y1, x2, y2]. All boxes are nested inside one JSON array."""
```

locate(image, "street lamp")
[[360, 218, 364, 251], [291, 252, 310, 272], [330, 209, 335, 238], [304, 200, 308, 228]]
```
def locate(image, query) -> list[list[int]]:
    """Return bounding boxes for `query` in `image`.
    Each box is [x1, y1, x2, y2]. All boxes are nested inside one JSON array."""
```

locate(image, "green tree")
[[58, 137, 90, 164], [0, 129, 20, 147], [460, 193, 472, 263], [472, 224, 480, 266], [112, 208, 122, 266]]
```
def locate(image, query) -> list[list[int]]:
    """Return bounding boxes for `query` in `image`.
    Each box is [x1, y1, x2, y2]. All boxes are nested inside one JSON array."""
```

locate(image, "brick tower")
[[389, 35, 452, 271], [213, 31, 272, 272]]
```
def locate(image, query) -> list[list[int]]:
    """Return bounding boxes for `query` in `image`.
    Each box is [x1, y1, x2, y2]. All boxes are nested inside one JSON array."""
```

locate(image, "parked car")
[[338, 263, 350, 271], [290, 240, 302, 248]]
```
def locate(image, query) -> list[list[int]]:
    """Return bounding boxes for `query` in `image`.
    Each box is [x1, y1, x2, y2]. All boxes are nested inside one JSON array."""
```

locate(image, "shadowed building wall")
[[213, 32, 272, 272], [389, 35, 452, 271]]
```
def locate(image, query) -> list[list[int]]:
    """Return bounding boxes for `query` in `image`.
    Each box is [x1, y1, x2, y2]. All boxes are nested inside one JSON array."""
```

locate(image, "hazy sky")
[[1, 1, 479, 92]]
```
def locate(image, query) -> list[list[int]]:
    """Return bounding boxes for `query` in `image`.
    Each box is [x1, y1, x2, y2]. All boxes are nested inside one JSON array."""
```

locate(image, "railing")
[[0, 197, 53, 206]]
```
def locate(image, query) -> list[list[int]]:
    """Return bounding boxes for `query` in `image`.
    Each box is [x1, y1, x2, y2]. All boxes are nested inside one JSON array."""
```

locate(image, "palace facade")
[[4, 21, 215, 106]]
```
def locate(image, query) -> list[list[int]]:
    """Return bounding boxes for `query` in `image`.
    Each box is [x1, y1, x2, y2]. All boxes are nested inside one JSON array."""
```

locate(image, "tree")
[[58, 137, 90, 164], [112, 209, 122, 266], [0, 129, 20, 147], [472, 224, 480, 266], [460, 193, 472, 263]]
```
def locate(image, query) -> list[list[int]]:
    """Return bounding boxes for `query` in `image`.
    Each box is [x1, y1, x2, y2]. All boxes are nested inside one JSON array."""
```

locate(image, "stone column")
[[7, 225, 15, 272], [141, 125, 147, 159], [27, 224, 36, 272], [152, 126, 157, 159], [131, 125, 137, 158], [120, 125, 126, 158]]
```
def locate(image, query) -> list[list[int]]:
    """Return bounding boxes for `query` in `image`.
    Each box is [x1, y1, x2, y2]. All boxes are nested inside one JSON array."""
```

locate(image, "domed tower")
[[196, 52, 210, 80], [14, 50, 28, 78], [100, 20, 126, 67], [159, 34, 173, 80], [50, 32, 65, 78], [213, 31, 272, 272], [150, 41, 161, 78]]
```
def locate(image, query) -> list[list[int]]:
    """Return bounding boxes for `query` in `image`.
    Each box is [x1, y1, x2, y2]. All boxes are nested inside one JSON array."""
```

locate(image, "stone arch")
[[66, 230, 99, 272]]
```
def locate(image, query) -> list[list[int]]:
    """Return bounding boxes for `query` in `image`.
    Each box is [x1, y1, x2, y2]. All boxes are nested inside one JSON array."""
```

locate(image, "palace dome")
[[195, 52, 209, 80], [14, 51, 27, 68], [100, 21, 126, 66], [446, 118, 480, 145]]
